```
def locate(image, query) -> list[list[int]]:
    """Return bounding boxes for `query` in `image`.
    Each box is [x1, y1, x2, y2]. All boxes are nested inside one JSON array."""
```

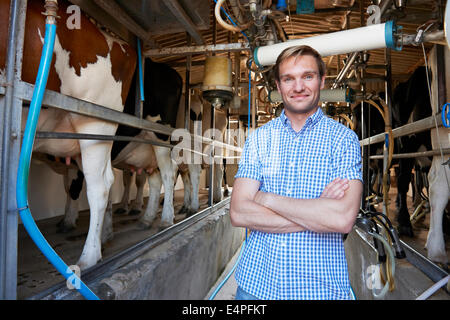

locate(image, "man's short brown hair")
[[274, 45, 326, 83]]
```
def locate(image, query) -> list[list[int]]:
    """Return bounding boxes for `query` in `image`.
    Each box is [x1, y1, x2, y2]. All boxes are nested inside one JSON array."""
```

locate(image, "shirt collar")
[[279, 107, 324, 131]]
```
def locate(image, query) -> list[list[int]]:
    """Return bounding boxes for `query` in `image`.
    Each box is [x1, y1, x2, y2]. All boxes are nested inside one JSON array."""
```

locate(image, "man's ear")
[[320, 75, 326, 89], [275, 80, 281, 93]]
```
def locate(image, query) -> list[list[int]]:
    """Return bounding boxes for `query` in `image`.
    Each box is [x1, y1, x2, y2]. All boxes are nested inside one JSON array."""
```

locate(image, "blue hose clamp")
[[442, 103, 450, 128], [385, 20, 402, 51]]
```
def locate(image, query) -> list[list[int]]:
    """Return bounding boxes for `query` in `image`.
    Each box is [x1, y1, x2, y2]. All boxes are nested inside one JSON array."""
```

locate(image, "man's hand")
[[320, 178, 349, 200]]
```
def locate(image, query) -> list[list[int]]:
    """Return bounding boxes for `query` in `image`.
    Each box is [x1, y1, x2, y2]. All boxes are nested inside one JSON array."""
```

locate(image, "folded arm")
[[255, 180, 363, 233], [230, 178, 307, 233], [230, 177, 357, 234]]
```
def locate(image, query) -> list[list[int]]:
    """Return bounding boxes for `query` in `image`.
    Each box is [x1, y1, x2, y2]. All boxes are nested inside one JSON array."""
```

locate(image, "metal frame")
[[0, 0, 243, 300], [0, 0, 27, 300]]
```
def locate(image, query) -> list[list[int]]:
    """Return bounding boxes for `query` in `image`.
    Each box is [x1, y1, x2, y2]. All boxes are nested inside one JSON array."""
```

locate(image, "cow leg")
[[129, 171, 146, 216], [154, 146, 175, 228], [115, 169, 132, 215], [57, 167, 82, 233], [179, 166, 192, 215], [426, 157, 449, 264], [138, 170, 162, 228], [102, 191, 114, 244], [188, 163, 202, 216], [213, 160, 224, 203], [76, 141, 115, 270], [223, 158, 230, 197], [396, 158, 415, 237]]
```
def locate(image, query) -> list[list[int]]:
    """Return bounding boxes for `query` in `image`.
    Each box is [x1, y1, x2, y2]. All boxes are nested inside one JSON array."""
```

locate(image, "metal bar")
[[34, 132, 173, 148], [360, 114, 444, 146], [369, 148, 450, 160], [400, 240, 448, 283], [17, 79, 243, 154], [208, 107, 216, 207], [0, 0, 27, 300], [29, 197, 231, 300], [332, 52, 358, 88], [92, 0, 150, 42], [163, 0, 204, 45], [184, 33, 191, 131], [16, 80, 173, 136], [143, 43, 250, 57]]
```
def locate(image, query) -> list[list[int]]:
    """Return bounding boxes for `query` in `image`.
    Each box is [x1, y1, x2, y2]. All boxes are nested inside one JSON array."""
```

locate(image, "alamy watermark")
[[66, 264, 81, 290], [171, 121, 246, 166], [66, 5, 81, 30], [365, 264, 383, 290]]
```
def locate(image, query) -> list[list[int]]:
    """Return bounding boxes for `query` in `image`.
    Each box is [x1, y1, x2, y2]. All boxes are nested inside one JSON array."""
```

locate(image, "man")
[[230, 45, 363, 300]]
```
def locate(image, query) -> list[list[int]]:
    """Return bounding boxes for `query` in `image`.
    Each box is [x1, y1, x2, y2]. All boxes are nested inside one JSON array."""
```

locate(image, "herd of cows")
[[0, 0, 448, 271]]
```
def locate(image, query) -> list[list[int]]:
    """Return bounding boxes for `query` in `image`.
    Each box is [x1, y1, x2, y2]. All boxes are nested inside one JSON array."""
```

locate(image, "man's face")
[[276, 55, 325, 115]]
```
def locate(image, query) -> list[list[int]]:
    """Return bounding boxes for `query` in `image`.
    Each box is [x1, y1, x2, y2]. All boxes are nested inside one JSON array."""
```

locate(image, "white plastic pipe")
[[416, 275, 450, 300], [254, 21, 399, 67]]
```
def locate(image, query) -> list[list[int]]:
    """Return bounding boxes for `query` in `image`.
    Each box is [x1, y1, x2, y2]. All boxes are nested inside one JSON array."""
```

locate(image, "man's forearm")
[[256, 182, 362, 234], [230, 198, 307, 233]]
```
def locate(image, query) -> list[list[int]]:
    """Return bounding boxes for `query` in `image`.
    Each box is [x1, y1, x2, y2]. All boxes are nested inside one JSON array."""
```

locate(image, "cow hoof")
[[101, 232, 114, 245], [159, 220, 173, 230], [136, 220, 152, 230], [114, 208, 127, 215], [56, 220, 76, 233], [224, 190, 230, 197], [186, 209, 197, 218], [128, 209, 141, 216], [397, 225, 414, 237], [178, 206, 188, 215]]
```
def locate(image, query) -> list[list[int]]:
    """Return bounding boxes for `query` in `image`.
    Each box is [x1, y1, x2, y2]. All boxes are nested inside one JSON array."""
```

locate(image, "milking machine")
[[354, 210, 402, 299]]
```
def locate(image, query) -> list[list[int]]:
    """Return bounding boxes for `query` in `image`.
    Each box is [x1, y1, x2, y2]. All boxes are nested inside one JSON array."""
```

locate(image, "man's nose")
[[293, 78, 305, 92]]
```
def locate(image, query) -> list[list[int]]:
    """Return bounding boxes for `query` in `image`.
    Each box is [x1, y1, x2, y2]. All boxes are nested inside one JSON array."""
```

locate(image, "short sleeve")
[[332, 130, 363, 183], [235, 132, 262, 182]]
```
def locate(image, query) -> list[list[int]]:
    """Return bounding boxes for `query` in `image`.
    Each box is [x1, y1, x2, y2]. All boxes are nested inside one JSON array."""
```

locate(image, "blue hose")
[[208, 231, 247, 300], [137, 38, 145, 102], [16, 22, 99, 300], [208, 238, 246, 300]]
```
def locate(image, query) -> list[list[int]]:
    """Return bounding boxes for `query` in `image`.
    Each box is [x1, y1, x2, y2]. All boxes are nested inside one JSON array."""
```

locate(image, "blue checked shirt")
[[234, 107, 362, 300]]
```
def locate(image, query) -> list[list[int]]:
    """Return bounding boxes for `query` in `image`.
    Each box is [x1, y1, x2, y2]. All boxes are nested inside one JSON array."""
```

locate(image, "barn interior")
[[1, 0, 449, 300]]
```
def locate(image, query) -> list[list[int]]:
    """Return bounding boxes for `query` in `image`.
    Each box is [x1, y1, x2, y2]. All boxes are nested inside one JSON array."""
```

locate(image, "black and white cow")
[[391, 66, 433, 237]]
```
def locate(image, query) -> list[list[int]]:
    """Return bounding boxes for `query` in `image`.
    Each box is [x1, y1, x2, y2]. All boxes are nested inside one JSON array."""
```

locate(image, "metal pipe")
[[92, 0, 149, 42], [369, 148, 450, 160], [144, 42, 250, 57], [0, 0, 26, 300], [185, 33, 191, 131], [333, 52, 358, 88], [164, 0, 205, 45], [360, 114, 444, 146]]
